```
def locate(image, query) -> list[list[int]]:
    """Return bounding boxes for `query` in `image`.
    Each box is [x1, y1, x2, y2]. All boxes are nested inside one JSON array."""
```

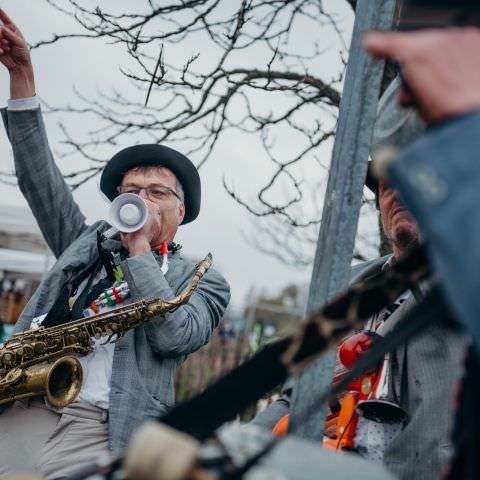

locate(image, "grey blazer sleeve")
[[389, 111, 480, 351], [250, 379, 294, 430], [1, 107, 88, 258], [121, 252, 230, 355]]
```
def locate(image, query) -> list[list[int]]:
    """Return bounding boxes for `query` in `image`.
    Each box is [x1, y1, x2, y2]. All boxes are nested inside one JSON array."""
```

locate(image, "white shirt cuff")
[[7, 95, 40, 111]]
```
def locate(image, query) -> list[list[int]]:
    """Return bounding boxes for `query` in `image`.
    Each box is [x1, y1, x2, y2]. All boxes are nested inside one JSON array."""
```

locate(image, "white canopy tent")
[[0, 203, 46, 241], [0, 247, 54, 277], [0, 204, 54, 290]]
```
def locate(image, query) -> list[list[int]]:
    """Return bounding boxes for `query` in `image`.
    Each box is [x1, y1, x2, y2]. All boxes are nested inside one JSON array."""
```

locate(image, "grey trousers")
[[0, 399, 110, 479]]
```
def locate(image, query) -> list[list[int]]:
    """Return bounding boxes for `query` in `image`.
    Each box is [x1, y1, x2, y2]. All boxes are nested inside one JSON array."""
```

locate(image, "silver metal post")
[[288, 0, 397, 440]]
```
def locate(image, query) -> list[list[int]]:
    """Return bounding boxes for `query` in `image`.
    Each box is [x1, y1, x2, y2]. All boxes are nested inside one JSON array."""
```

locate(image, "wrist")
[[9, 67, 35, 99], [126, 239, 152, 257]]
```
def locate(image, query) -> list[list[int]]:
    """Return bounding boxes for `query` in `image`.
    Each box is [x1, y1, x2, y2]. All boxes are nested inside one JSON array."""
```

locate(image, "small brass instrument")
[[0, 254, 212, 408]]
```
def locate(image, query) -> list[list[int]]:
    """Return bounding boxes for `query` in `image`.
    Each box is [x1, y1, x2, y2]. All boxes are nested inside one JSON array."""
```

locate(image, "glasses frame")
[[117, 184, 182, 202]]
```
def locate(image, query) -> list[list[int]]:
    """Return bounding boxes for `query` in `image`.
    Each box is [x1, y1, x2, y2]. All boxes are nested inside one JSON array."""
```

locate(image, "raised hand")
[[0, 9, 31, 72], [0, 8, 35, 99]]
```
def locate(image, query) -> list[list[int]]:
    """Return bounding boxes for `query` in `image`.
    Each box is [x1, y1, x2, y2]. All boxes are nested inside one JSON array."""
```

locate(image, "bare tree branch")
[[24, 0, 376, 266]]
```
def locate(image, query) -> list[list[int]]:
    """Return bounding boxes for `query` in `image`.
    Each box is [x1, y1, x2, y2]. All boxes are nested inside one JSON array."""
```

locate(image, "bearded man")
[[252, 77, 466, 480]]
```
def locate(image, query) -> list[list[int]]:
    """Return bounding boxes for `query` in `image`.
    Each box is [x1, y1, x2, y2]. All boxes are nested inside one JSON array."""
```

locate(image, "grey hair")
[[173, 178, 185, 216], [175, 178, 185, 204]]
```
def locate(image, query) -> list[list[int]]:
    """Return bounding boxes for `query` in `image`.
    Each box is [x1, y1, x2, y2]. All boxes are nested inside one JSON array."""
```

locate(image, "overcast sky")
[[0, 1, 360, 311]]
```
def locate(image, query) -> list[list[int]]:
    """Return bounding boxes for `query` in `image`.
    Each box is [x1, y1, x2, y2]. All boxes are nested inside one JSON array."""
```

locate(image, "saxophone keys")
[[33, 342, 46, 355], [1, 351, 15, 366], [22, 345, 35, 359], [3, 368, 23, 385], [78, 332, 89, 342]]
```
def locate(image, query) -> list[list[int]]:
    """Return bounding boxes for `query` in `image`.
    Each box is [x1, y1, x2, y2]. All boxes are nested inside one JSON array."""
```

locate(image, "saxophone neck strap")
[[41, 259, 102, 329]]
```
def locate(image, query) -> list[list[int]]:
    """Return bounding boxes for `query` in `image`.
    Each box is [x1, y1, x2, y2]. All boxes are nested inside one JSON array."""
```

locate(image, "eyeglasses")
[[117, 184, 182, 202]]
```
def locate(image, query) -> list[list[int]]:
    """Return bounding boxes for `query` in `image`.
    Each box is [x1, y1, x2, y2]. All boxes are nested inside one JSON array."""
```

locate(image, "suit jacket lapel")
[[386, 294, 417, 389]]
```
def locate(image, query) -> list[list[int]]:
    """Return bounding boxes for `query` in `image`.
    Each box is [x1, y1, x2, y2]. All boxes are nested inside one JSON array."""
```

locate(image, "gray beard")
[[392, 227, 419, 254]]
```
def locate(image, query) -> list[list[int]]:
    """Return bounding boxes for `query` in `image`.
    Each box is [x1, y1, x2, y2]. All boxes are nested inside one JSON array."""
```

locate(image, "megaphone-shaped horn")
[[356, 352, 407, 424], [109, 193, 148, 233]]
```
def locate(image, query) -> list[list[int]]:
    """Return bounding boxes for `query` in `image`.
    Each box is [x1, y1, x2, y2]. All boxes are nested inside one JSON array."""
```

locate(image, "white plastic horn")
[[108, 193, 148, 233]]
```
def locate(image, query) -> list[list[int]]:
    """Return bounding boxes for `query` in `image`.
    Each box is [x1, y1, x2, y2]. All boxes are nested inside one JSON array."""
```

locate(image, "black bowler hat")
[[399, 1, 480, 30], [100, 144, 201, 225]]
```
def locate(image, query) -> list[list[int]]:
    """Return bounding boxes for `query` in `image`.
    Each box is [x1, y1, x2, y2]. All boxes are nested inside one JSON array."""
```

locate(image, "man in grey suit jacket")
[[365, 17, 480, 479], [0, 9, 230, 478], [252, 77, 466, 480], [255, 13, 480, 479]]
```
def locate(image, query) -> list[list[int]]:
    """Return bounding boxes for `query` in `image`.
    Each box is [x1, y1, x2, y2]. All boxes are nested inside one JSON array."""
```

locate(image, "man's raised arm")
[[0, 8, 88, 257]]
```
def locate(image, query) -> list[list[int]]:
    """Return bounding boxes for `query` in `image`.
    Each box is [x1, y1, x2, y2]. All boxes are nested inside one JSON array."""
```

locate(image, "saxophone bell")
[[46, 356, 84, 407], [0, 252, 212, 408], [0, 356, 83, 408]]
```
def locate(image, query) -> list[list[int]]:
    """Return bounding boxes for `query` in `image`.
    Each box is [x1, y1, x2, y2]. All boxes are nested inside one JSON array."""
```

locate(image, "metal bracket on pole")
[[288, 0, 397, 440]]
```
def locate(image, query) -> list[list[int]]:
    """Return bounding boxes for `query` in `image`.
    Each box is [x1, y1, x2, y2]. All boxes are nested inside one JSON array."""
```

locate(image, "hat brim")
[[366, 77, 426, 197], [100, 144, 201, 225]]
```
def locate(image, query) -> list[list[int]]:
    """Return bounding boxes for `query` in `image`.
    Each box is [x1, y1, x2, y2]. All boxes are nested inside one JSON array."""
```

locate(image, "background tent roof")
[[0, 204, 49, 255], [0, 204, 53, 281], [0, 247, 54, 276], [0, 204, 43, 235]]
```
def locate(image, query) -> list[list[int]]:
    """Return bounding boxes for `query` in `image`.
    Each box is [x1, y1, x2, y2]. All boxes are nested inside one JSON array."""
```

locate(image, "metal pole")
[[288, 0, 397, 440]]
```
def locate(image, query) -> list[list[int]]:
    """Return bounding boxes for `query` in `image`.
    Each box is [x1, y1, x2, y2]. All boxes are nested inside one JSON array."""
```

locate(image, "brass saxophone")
[[0, 254, 213, 408]]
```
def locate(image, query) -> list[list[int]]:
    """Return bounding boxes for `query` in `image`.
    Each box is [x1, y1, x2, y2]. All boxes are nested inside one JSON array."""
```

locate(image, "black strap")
[[69, 266, 115, 321], [41, 259, 102, 328], [41, 284, 72, 328], [42, 231, 119, 328], [161, 338, 290, 440]]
